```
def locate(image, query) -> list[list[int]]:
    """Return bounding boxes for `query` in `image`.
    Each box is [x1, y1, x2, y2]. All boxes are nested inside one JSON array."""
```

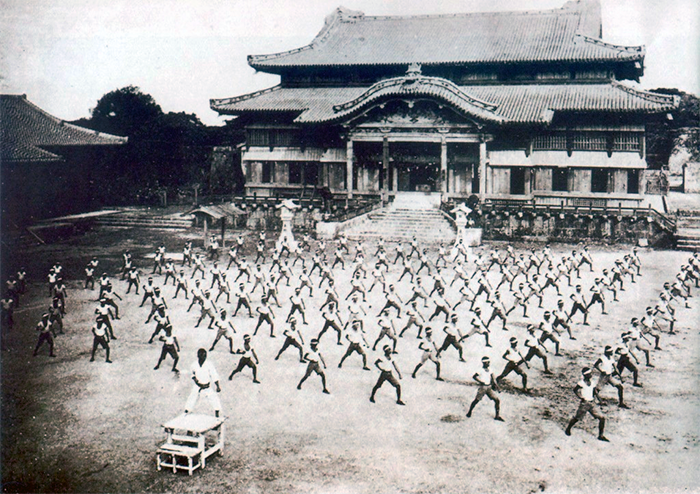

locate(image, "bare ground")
[[2, 226, 699, 493]]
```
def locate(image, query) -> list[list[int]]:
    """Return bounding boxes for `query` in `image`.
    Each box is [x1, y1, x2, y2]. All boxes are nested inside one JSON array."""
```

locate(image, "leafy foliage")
[[73, 86, 245, 205], [646, 88, 700, 169]]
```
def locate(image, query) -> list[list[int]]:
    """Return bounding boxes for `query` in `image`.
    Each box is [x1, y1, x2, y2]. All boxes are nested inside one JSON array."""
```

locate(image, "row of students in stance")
[[18, 234, 699, 442]]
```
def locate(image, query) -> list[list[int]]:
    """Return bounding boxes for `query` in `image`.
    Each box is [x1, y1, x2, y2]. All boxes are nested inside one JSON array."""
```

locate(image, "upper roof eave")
[[247, 3, 645, 72]]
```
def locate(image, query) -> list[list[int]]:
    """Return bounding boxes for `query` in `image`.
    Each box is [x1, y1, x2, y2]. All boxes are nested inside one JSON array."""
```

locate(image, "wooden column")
[[203, 216, 209, 249], [479, 140, 487, 200], [382, 137, 390, 203], [346, 139, 354, 199], [440, 137, 448, 195]]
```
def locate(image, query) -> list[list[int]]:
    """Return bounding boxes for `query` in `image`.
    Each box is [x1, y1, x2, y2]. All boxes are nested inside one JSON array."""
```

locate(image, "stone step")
[[96, 216, 193, 229], [344, 204, 456, 242], [676, 239, 700, 251], [676, 228, 700, 238], [677, 217, 700, 228]]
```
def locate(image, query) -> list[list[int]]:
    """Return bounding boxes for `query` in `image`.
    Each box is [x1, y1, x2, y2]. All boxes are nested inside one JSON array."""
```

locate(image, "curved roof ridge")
[[576, 34, 644, 55], [211, 85, 283, 108], [357, 7, 571, 22], [328, 75, 505, 124], [249, 7, 351, 65], [333, 75, 498, 112], [610, 81, 680, 106]]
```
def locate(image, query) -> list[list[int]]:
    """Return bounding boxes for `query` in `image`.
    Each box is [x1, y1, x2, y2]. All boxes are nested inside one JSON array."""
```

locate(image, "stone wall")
[[243, 205, 323, 232], [683, 162, 700, 193], [481, 210, 672, 246]]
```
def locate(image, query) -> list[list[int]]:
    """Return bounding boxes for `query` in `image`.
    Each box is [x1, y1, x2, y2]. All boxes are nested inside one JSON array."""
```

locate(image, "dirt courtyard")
[[1, 226, 699, 493]]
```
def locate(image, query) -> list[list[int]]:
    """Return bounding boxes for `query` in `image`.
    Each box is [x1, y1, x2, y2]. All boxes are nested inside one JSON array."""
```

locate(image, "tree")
[[71, 86, 247, 204], [646, 88, 700, 169], [88, 85, 163, 137]]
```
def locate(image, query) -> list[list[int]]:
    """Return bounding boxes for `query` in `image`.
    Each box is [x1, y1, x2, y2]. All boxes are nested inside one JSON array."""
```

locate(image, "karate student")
[[411, 327, 443, 381], [338, 320, 370, 370], [275, 317, 306, 362], [185, 349, 222, 417], [228, 335, 260, 384], [253, 297, 276, 338], [210, 309, 237, 354], [496, 337, 529, 391], [369, 345, 405, 406], [564, 367, 609, 442], [154, 325, 180, 372], [90, 319, 112, 363], [465, 356, 504, 422], [297, 339, 330, 394]]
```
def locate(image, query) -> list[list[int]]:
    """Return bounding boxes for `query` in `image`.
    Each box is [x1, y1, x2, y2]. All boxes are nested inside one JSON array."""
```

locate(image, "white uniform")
[[185, 358, 221, 413]]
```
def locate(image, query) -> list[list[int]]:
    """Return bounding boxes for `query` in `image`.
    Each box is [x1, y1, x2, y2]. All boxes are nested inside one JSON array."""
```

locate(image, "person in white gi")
[[185, 349, 222, 418]]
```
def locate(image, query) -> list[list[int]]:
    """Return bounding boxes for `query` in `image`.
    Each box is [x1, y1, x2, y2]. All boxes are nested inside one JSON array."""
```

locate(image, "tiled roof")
[[210, 80, 679, 125], [248, 2, 643, 71], [1, 94, 127, 163]]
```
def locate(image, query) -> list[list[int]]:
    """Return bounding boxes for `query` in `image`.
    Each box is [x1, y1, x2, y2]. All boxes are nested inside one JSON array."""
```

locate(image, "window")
[[614, 133, 643, 152], [572, 132, 607, 151], [552, 168, 568, 192], [304, 162, 319, 186], [261, 162, 273, 183], [510, 167, 526, 195], [627, 169, 640, 194], [533, 133, 567, 150], [248, 129, 269, 147], [591, 169, 609, 193], [289, 162, 302, 184]]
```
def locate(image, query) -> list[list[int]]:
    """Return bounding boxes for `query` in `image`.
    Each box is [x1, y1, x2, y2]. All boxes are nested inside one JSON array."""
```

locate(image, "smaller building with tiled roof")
[[1, 94, 126, 164], [211, 0, 679, 206], [1, 94, 127, 224]]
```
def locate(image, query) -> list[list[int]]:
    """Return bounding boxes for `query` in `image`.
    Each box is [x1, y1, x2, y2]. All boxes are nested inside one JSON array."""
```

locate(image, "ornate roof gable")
[[330, 72, 505, 125]]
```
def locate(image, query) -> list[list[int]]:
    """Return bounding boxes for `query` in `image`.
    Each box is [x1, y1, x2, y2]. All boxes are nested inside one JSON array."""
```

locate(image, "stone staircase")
[[676, 213, 700, 251], [343, 193, 456, 242], [95, 211, 193, 230]]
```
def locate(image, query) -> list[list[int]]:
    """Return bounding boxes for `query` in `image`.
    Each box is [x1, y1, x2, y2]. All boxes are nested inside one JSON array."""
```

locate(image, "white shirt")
[[504, 347, 521, 363], [475, 368, 493, 386], [192, 359, 219, 386], [598, 354, 615, 374], [578, 379, 595, 402]]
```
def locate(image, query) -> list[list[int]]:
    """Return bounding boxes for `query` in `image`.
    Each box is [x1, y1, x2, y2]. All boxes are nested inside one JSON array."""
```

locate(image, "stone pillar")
[[479, 140, 487, 200], [441, 137, 448, 198], [276, 199, 300, 251], [346, 139, 354, 199]]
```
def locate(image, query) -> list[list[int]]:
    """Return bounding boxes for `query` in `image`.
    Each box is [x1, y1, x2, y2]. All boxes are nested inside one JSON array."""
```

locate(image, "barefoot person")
[[184, 348, 222, 418], [369, 345, 405, 406], [297, 339, 330, 394], [565, 367, 609, 442], [465, 356, 504, 422]]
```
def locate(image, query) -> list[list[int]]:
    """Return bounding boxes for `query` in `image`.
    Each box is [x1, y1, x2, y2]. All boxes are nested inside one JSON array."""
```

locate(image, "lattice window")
[[248, 129, 269, 147], [613, 133, 642, 152], [533, 133, 567, 150], [572, 132, 607, 151], [247, 129, 301, 148]]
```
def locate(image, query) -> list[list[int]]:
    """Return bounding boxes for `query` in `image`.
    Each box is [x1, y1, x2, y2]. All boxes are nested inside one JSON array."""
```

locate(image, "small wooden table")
[[156, 413, 226, 475]]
